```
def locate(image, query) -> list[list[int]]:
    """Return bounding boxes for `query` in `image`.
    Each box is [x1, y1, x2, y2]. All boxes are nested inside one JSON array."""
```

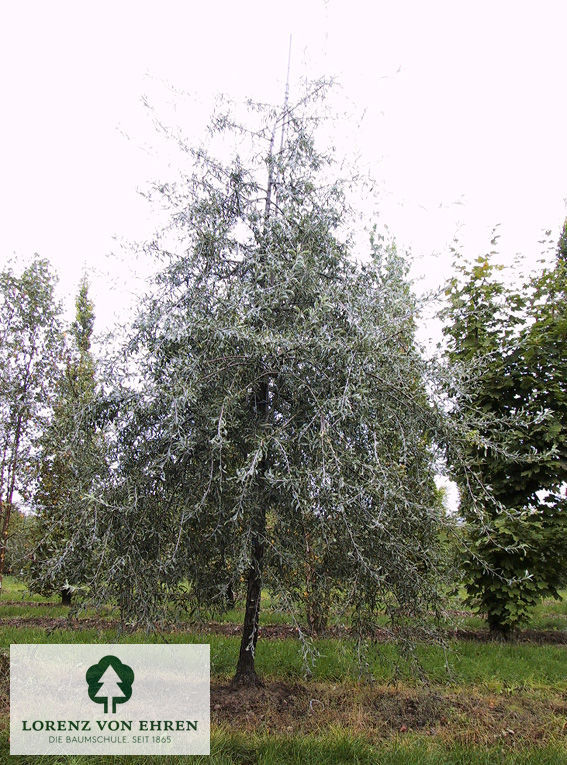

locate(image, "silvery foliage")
[[93, 82, 456, 648]]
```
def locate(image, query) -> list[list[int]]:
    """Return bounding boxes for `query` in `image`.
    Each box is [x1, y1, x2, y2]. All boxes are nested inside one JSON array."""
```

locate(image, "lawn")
[[1, 577, 566, 763]]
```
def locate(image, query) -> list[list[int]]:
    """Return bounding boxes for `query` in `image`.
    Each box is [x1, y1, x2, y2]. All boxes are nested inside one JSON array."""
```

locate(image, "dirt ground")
[[1, 613, 566, 644], [211, 680, 567, 744]]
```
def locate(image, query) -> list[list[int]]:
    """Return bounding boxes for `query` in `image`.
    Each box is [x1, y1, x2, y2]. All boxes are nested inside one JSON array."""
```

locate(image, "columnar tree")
[[27, 278, 104, 605], [103, 83, 449, 684], [0, 258, 61, 590], [442, 226, 567, 634]]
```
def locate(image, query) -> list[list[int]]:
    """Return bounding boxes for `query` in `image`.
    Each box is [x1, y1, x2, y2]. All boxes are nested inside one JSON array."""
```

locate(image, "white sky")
[[1, 0, 566, 335]]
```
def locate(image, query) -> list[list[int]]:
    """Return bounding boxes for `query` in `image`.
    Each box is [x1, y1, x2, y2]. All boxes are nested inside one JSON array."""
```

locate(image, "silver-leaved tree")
[[98, 81, 452, 685]]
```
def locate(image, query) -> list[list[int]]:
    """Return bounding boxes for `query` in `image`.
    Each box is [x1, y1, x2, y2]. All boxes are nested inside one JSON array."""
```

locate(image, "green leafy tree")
[[3, 510, 35, 576], [27, 278, 104, 605], [0, 258, 62, 590], [519, 220, 567, 491], [442, 226, 567, 634]]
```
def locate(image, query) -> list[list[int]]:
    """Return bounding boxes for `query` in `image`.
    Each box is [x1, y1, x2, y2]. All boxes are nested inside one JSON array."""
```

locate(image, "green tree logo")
[[86, 655, 134, 713]]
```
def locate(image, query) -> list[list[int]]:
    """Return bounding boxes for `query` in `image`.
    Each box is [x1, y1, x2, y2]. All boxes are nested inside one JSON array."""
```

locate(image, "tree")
[[94, 82, 454, 685], [2, 509, 35, 577], [442, 226, 567, 634], [0, 258, 62, 591], [26, 278, 104, 605], [520, 219, 567, 492]]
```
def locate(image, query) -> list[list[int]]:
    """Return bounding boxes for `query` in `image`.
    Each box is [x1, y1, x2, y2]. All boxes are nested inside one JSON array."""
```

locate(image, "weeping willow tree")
[[97, 80, 453, 686]]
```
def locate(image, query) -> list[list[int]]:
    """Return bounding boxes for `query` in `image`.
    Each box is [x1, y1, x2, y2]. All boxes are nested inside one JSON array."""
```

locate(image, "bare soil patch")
[[1, 614, 566, 644], [0, 600, 62, 608], [0, 615, 119, 631], [0, 653, 8, 719], [210, 680, 567, 744]]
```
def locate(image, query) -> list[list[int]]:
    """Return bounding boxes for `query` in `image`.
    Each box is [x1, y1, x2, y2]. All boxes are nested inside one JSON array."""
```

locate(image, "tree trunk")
[[488, 620, 510, 640], [233, 378, 269, 687], [232, 61, 289, 684], [0, 501, 10, 592], [232, 524, 265, 686], [61, 587, 72, 606], [225, 581, 236, 611]]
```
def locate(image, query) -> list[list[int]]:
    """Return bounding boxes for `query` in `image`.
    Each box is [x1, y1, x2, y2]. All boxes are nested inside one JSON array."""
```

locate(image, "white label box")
[[10, 644, 210, 755]]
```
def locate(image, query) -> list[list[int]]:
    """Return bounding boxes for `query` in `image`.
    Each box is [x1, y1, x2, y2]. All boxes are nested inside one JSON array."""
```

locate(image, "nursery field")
[[1, 578, 566, 764]]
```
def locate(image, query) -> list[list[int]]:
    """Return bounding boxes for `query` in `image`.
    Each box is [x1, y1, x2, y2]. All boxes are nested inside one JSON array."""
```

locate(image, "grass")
[[521, 596, 567, 631], [4, 576, 567, 632], [1, 729, 567, 764], [0, 576, 51, 610], [0, 578, 298, 626], [1, 624, 566, 692], [2, 577, 567, 763]]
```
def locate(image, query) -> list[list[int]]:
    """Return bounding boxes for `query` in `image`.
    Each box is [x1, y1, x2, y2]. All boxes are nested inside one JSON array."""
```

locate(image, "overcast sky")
[[1, 1, 566, 334]]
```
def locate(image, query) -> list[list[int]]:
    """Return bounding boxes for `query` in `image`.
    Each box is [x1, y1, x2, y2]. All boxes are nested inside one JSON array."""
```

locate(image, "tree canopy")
[[84, 82, 460, 685], [442, 224, 567, 633], [27, 277, 105, 604], [0, 258, 62, 589]]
